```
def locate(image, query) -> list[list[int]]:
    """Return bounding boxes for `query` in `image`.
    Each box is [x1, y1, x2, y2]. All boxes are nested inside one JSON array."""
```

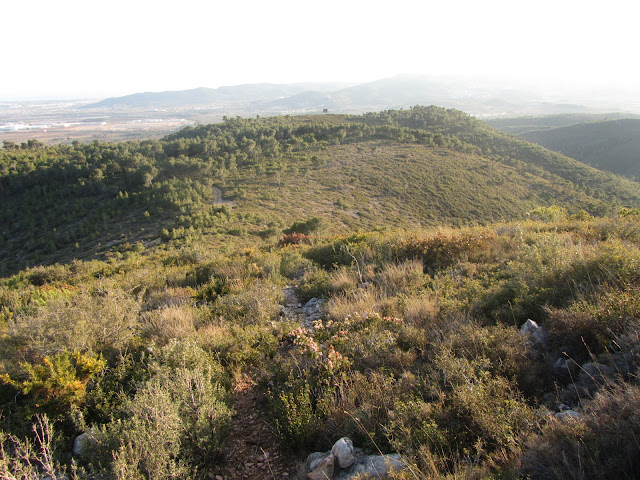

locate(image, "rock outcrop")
[[306, 437, 406, 480]]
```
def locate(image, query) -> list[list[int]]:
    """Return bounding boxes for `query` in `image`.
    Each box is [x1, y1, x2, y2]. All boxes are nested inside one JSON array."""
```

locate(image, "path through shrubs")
[[218, 375, 297, 479]]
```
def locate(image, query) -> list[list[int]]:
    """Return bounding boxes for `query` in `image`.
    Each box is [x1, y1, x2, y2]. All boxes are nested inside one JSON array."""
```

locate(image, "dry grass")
[[401, 294, 439, 326], [325, 288, 381, 321], [327, 266, 360, 295], [521, 383, 640, 479], [374, 259, 425, 297], [141, 305, 196, 345]]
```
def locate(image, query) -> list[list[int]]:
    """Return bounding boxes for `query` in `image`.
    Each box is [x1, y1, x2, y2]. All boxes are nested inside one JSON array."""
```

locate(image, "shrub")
[[0, 415, 66, 480], [283, 217, 323, 235], [521, 383, 640, 479], [278, 232, 311, 246], [208, 281, 280, 326], [100, 341, 232, 479], [297, 268, 332, 302], [3, 351, 105, 418], [430, 348, 537, 458], [397, 230, 495, 273], [7, 286, 140, 363], [279, 251, 314, 279]]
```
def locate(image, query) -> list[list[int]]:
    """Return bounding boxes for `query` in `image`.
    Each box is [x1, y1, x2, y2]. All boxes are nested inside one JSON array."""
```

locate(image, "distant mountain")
[[85, 75, 622, 116], [254, 75, 575, 115], [85, 82, 353, 109]]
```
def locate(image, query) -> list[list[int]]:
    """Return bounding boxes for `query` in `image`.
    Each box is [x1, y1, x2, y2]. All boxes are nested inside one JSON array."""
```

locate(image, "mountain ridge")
[[84, 75, 640, 116]]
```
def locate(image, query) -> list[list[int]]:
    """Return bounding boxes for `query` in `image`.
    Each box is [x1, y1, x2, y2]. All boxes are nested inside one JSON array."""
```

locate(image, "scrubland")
[[2, 210, 640, 479]]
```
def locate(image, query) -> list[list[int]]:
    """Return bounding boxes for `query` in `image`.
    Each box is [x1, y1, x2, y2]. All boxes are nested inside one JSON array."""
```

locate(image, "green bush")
[[2, 351, 105, 419], [97, 341, 232, 479], [279, 251, 313, 279]]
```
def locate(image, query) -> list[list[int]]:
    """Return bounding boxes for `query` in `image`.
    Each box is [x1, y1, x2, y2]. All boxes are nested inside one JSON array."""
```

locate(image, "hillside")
[[2, 107, 640, 479], [2, 106, 640, 276], [2, 214, 640, 479], [485, 112, 640, 135], [516, 119, 640, 179]]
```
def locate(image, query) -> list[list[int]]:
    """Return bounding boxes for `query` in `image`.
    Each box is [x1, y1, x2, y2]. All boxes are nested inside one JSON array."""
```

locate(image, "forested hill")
[[2, 106, 640, 274], [515, 119, 640, 179], [485, 113, 640, 135]]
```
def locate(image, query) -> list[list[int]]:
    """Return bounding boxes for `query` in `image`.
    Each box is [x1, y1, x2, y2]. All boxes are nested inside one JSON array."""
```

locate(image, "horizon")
[[3, 0, 639, 102]]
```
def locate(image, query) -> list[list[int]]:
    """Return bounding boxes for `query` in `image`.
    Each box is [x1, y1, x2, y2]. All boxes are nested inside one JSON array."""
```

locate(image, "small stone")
[[215, 476, 224, 480], [554, 409, 579, 420]]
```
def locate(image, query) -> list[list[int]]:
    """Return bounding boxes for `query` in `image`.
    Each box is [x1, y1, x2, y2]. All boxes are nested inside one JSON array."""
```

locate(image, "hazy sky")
[[3, 0, 638, 100]]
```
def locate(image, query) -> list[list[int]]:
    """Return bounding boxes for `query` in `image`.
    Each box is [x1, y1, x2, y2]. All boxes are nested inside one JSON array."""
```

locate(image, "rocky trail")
[[214, 287, 324, 479], [216, 375, 298, 479]]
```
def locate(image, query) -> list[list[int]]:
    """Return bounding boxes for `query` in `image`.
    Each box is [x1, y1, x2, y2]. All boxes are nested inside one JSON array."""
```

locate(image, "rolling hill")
[[516, 119, 640, 179], [2, 106, 640, 275]]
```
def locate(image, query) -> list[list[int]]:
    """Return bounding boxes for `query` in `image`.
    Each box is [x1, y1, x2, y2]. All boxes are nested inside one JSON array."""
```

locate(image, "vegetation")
[[3, 106, 640, 276], [487, 115, 640, 180], [1, 107, 640, 479], [0, 212, 639, 478]]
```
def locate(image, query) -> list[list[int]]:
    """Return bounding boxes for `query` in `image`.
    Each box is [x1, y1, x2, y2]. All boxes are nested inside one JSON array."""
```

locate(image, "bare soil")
[[215, 375, 298, 480]]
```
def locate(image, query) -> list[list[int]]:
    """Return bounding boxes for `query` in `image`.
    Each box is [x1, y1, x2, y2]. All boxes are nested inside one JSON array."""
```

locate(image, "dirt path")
[[212, 186, 233, 205], [213, 287, 322, 479], [216, 375, 298, 479]]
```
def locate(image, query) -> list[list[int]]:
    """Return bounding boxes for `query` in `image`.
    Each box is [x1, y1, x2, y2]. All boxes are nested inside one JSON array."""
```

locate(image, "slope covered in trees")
[[516, 119, 640, 179], [484, 112, 640, 135], [2, 106, 640, 276]]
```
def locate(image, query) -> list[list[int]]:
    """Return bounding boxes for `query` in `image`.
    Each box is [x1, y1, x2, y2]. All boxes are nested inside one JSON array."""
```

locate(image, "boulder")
[[578, 362, 615, 387], [331, 437, 355, 469], [553, 357, 577, 378], [554, 409, 579, 421], [73, 429, 97, 457], [520, 319, 545, 344]]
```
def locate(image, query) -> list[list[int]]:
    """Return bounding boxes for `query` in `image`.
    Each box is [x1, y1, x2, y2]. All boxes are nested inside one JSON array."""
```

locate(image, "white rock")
[[73, 429, 97, 457], [331, 437, 355, 469], [520, 319, 545, 343], [335, 454, 406, 480]]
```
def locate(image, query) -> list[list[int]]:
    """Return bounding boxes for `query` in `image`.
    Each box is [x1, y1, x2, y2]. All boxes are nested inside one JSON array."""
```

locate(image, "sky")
[[2, 0, 639, 100]]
